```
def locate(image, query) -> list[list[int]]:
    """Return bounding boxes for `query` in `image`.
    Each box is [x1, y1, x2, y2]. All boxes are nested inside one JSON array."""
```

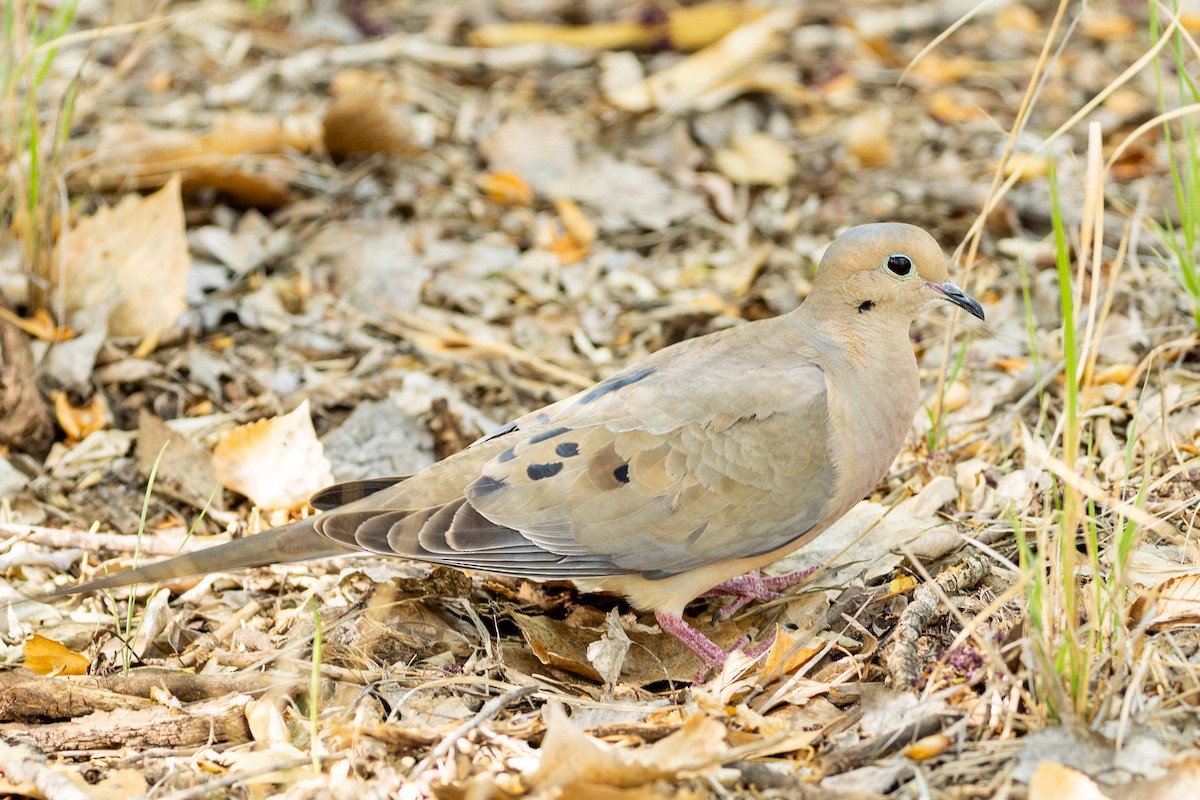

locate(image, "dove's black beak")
[[928, 281, 985, 321]]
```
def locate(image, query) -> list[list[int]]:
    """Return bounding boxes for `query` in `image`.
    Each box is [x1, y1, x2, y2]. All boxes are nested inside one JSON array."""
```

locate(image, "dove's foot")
[[655, 610, 727, 669], [743, 629, 788, 658], [703, 567, 818, 621], [654, 612, 780, 684]]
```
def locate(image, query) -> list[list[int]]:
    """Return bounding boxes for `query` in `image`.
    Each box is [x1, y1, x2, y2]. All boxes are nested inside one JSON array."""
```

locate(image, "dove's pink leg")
[[656, 569, 819, 671], [702, 567, 818, 621], [743, 632, 780, 658], [655, 611, 727, 669]]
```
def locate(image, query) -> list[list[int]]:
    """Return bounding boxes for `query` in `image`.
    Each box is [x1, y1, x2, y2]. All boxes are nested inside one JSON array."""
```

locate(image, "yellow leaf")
[[989, 357, 1030, 373], [1003, 152, 1049, 181], [53, 390, 109, 442], [555, 198, 598, 248], [928, 91, 983, 125], [928, 381, 970, 417], [24, 633, 90, 676], [909, 53, 977, 86], [477, 171, 534, 206], [758, 626, 821, 675], [0, 306, 74, 342], [1081, 13, 1135, 40], [1091, 363, 1135, 385], [905, 733, 951, 760], [996, 4, 1043, 34]]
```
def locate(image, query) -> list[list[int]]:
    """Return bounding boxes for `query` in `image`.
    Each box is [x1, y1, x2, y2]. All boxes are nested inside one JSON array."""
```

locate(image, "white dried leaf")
[[212, 400, 334, 510]]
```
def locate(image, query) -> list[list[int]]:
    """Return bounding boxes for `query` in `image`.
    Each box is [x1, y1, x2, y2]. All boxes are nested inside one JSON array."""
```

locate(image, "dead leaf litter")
[[2, 1, 1200, 798]]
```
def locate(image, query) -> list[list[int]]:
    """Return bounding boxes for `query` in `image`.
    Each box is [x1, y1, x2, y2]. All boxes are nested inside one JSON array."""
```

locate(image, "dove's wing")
[[313, 316, 838, 580]]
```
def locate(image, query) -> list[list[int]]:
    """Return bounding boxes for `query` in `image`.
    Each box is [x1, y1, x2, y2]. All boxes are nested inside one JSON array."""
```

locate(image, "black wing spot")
[[613, 464, 630, 484], [528, 426, 570, 444], [472, 475, 508, 496], [578, 366, 654, 405], [555, 442, 580, 458], [498, 446, 517, 463], [857, 300, 875, 313], [527, 462, 564, 481]]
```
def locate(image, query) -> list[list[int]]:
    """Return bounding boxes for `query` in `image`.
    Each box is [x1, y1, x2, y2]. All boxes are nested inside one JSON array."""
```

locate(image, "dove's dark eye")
[[886, 254, 913, 277]]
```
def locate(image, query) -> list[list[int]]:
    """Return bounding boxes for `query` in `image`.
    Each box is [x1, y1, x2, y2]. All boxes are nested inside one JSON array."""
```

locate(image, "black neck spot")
[[857, 300, 875, 313]]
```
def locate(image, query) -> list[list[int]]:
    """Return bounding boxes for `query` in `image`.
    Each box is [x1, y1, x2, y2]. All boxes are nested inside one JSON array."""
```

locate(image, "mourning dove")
[[42, 223, 983, 668]]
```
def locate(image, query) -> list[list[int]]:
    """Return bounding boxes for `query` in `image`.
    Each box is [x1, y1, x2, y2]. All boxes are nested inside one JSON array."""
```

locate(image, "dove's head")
[[812, 223, 984, 323]]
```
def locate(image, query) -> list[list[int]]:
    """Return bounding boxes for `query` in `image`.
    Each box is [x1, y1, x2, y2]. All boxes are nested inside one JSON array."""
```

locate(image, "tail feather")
[[38, 519, 352, 600]]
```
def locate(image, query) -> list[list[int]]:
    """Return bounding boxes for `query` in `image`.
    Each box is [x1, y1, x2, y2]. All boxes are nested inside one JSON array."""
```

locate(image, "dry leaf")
[[714, 132, 796, 187], [24, 633, 90, 676], [586, 609, 632, 686], [928, 381, 970, 416], [1080, 13, 1135, 39], [129, 588, 174, 659], [928, 91, 983, 124], [73, 113, 322, 206], [996, 4, 1043, 34], [909, 53, 977, 86], [136, 410, 223, 508], [0, 306, 74, 342], [323, 71, 425, 159], [1003, 152, 1050, 181], [59, 175, 191, 337], [470, 3, 763, 52], [212, 400, 335, 510], [89, 769, 150, 800], [555, 198, 598, 249], [1106, 760, 1200, 800], [1131, 573, 1200, 630], [1091, 363, 1135, 385], [540, 198, 599, 265], [1029, 762, 1108, 800], [53, 390, 109, 442], [213, 745, 313, 787], [603, 9, 800, 114], [757, 626, 821, 676], [477, 171, 534, 206], [845, 109, 894, 168], [512, 612, 603, 681], [247, 697, 293, 744], [990, 357, 1030, 373], [527, 703, 727, 792], [511, 609, 742, 684], [905, 733, 952, 760]]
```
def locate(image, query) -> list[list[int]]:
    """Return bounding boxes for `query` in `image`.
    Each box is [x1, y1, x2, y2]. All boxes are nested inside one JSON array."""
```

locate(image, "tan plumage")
[[44, 223, 983, 667]]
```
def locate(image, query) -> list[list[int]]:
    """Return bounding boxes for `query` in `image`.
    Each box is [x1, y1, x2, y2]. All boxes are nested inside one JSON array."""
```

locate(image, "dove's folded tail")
[[36, 519, 352, 600]]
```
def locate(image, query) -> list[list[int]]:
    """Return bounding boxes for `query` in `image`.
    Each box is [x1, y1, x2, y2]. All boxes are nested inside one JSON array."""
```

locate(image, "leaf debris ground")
[[2, 1, 1200, 798]]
